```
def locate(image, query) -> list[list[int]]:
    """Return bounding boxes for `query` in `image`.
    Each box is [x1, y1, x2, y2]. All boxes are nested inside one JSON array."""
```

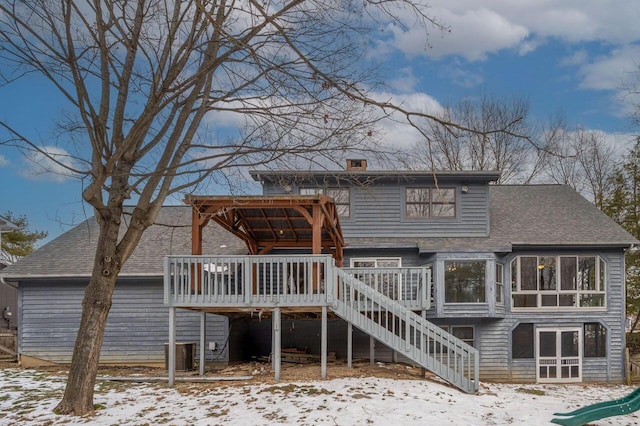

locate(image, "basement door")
[[536, 327, 582, 383]]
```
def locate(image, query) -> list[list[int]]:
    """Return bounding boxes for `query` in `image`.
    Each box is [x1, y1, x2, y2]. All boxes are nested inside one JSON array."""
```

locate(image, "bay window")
[[511, 256, 606, 309], [445, 261, 486, 303]]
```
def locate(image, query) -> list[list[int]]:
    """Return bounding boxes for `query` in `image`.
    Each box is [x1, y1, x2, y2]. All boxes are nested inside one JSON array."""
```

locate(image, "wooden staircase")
[[332, 268, 479, 394]]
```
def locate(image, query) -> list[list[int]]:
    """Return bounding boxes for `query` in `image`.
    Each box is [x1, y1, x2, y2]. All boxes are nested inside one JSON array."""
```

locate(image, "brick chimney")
[[346, 159, 367, 171]]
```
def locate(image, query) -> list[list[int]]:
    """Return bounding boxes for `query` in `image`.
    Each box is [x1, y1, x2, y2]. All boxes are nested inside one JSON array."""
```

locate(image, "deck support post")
[[321, 305, 327, 379], [199, 312, 206, 376], [347, 322, 353, 368], [273, 307, 281, 381], [370, 336, 375, 365], [168, 307, 176, 387], [421, 310, 426, 378]]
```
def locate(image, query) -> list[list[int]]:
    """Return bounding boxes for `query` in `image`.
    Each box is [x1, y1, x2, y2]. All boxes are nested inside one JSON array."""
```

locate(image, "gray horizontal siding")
[[19, 280, 228, 364], [264, 182, 489, 238], [473, 250, 627, 383]]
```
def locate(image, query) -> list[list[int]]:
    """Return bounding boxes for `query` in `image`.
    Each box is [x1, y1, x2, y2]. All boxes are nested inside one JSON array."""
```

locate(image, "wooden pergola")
[[185, 194, 345, 267]]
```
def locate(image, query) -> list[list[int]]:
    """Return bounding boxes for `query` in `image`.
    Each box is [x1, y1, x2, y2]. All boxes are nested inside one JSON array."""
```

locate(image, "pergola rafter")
[[184, 195, 346, 267]]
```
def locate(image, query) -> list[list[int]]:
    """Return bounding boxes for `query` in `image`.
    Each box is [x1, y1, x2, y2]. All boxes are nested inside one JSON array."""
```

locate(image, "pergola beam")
[[184, 195, 345, 267]]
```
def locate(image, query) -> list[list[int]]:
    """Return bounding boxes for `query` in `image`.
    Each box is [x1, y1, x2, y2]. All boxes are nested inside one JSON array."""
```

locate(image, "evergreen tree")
[[602, 139, 640, 330], [1, 212, 47, 257]]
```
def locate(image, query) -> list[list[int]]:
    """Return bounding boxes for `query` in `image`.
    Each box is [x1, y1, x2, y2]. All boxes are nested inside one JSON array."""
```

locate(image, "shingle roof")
[[0, 206, 247, 279], [2, 185, 636, 279], [346, 185, 638, 252]]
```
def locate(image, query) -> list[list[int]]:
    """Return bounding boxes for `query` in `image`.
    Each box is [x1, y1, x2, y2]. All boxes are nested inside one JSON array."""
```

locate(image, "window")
[[451, 326, 475, 347], [496, 263, 504, 304], [349, 258, 402, 299], [434, 325, 476, 351], [512, 323, 534, 359], [584, 323, 607, 357], [301, 187, 350, 218], [511, 256, 606, 310], [326, 187, 350, 218], [300, 187, 323, 195], [445, 261, 486, 303], [351, 257, 401, 268], [406, 187, 455, 218]]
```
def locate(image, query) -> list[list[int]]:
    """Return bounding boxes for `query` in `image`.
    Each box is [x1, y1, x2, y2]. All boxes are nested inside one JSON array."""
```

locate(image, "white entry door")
[[536, 328, 582, 383]]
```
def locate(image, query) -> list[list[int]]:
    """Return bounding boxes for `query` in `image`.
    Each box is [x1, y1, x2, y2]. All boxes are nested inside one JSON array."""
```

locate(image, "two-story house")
[[241, 160, 636, 386], [1, 161, 636, 393]]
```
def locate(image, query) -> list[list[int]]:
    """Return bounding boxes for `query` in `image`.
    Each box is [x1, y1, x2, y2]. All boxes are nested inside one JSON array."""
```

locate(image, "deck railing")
[[165, 254, 333, 308], [333, 267, 479, 394], [164, 255, 431, 310], [342, 267, 430, 310]]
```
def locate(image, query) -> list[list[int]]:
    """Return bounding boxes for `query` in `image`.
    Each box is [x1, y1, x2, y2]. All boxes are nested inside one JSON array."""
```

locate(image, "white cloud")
[[579, 46, 640, 91], [573, 45, 640, 116], [561, 49, 589, 67], [22, 146, 78, 182], [383, 7, 528, 61], [0, 155, 8, 167], [377, 1, 640, 62], [388, 67, 419, 93], [370, 91, 444, 149], [440, 64, 484, 88]]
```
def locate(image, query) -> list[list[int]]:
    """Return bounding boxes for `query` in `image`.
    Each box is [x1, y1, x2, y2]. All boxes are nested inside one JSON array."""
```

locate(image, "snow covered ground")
[[1, 367, 639, 425]]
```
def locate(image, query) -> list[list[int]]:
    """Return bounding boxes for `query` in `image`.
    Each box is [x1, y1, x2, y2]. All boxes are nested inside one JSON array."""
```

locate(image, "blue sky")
[[1, 1, 640, 244]]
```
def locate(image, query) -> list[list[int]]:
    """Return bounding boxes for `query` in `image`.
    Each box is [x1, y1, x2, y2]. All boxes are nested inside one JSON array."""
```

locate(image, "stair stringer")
[[331, 268, 479, 393]]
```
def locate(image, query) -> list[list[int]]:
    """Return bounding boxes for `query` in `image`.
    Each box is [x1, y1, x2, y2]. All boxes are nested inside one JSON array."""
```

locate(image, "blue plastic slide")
[[551, 387, 640, 426]]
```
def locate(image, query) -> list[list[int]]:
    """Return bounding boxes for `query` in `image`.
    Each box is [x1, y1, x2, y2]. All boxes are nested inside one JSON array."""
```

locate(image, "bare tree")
[[575, 130, 617, 208], [543, 122, 617, 205], [408, 94, 538, 183], [0, 0, 458, 416]]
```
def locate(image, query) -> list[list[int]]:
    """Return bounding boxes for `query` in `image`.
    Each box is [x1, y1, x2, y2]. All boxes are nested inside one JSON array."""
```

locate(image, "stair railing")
[[332, 267, 479, 393]]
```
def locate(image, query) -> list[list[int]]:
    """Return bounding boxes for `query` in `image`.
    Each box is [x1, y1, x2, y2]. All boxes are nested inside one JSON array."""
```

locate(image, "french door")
[[536, 327, 582, 383]]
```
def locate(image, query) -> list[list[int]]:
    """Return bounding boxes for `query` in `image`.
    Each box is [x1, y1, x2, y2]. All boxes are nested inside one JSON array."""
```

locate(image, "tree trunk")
[[54, 216, 121, 416]]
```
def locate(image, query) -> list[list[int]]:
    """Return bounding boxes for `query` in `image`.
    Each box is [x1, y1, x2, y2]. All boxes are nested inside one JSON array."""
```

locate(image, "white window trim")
[[496, 263, 504, 305], [350, 257, 402, 268], [536, 327, 583, 383], [511, 255, 607, 312]]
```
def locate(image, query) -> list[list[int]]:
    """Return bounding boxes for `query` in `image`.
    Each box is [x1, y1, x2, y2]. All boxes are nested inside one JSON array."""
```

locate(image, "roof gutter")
[[0, 275, 17, 289]]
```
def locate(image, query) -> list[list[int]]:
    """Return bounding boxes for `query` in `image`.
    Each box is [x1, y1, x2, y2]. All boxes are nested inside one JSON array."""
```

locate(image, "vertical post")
[[164, 257, 170, 305], [421, 310, 426, 377], [191, 209, 204, 294], [273, 307, 281, 381], [321, 305, 327, 379], [200, 312, 206, 376], [312, 204, 322, 292], [347, 322, 353, 368], [370, 336, 375, 365], [168, 307, 176, 387]]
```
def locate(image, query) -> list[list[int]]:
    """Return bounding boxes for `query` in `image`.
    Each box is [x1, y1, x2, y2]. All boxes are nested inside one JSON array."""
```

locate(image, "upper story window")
[[511, 255, 606, 310], [444, 260, 486, 303], [326, 188, 350, 218], [300, 187, 350, 218], [406, 187, 455, 218]]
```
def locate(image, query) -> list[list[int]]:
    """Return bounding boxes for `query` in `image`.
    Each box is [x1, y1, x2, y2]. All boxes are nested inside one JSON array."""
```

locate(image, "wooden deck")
[[164, 254, 431, 312]]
